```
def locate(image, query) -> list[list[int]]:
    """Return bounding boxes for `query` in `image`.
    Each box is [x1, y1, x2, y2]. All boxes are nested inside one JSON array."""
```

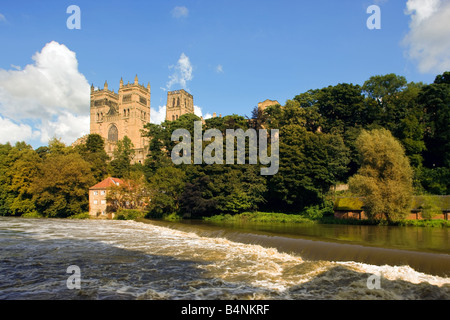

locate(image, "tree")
[[268, 125, 349, 211], [180, 164, 267, 218], [315, 83, 366, 133], [349, 129, 414, 222], [146, 167, 186, 218], [7, 144, 41, 216], [106, 172, 150, 213], [75, 134, 110, 182], [108, 136, 135, 178], [0, 142, 41, 216], [31, 152, 95, 218], [418, 72, 450, 168]]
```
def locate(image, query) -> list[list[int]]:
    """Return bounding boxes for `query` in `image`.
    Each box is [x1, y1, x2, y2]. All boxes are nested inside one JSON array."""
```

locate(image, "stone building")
[[258, 99, 280, 112], [166, 89, 194, 121], [88, 177, 125, 219], [90, 76, 151, 164]]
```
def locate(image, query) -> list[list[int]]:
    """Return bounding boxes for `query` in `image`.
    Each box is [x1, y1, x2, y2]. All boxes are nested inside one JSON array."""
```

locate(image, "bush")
[[204, 212, 316, 224], [115, 209, 144, 220], [21, 211, 44, 218], [68, 212, 90, 219]]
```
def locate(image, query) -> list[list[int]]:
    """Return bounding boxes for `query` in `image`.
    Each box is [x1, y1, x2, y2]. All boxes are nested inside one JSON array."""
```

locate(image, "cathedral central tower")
[[165, 89, 194, 121]]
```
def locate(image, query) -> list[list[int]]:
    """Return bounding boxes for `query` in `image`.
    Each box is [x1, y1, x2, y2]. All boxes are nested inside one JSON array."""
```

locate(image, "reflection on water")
[[185, 220, 450, 254], [0, 217, 449, 300]]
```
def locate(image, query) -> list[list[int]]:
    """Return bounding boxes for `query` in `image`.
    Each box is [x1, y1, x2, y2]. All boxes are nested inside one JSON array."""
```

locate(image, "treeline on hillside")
[[0, 72, 448, 221]]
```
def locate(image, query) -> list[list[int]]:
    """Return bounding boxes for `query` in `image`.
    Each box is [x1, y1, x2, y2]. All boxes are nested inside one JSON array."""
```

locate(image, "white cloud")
[[171, 6, 189, 18], [403, 0, 450, 73], [194, 105, 212, 120], [0, 13, 6, 23], [216, 64, 224, 73], [150, 105, 167, 124], [149, 105, 211, 125], [38, 112, 90, 145], [166, 53, 193, 90], [0, 41, 90, 146], [0, 117, 38, 144]]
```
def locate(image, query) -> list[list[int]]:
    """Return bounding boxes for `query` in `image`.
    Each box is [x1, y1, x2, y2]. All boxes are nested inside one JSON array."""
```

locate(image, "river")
[[0, 216, 449, 300]]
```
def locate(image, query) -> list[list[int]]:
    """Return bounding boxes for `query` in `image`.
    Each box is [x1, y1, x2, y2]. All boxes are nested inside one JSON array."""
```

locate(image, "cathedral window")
[[108, 124, 118, 142]]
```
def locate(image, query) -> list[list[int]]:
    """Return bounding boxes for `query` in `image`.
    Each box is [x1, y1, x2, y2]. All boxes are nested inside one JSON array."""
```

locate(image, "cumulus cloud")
[[171, 6, 189, 18], [0, 117, 38, 144], [403, 0, 450, 73], [0, 41, 90, 145], [150, 105, 167, 125], [148, 105, 211, 125], [194, 105, 212, 120], [38, 112, 90, 145], [166, 53, 193, 90]]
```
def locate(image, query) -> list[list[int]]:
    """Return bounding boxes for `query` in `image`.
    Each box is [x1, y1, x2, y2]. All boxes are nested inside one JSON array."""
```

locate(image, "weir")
[[137, 218, 450, 277]]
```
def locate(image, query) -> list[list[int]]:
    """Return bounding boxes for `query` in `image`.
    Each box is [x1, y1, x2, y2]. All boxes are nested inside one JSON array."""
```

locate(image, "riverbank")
[[202, 211, 450, 228]]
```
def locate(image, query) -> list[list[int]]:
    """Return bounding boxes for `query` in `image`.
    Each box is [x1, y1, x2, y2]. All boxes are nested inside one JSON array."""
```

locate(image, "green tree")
[[349, 129, 414, 223], [31, 152, 95, 218], [0, 143, 13, 215], [7, 144, 41, 216], [418, 71, 450, 169], [0, 142, 41, 216], [180, 164, 267, 218], [75, 134, 110, 182], [268, 125, 349, 211], [315, 83, 366, 133], [108, 136, 135, 178], [146, 166, 186, 218]]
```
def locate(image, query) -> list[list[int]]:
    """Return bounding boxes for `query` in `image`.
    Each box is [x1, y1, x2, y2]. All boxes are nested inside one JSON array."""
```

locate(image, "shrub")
[[115, 209, 144, 220]]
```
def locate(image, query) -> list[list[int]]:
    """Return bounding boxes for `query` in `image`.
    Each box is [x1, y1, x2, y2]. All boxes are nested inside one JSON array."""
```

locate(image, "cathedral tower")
[[90, 76, 151, 163], [165, 89, 194, 121]]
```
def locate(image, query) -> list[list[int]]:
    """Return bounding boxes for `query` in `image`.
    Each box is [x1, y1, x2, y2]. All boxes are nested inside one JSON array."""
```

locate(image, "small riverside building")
[[89, 177, 124, 219]]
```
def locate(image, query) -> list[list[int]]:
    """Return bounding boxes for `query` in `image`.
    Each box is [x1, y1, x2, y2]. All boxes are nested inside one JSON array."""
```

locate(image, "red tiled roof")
[[89, 177, 125, 190]]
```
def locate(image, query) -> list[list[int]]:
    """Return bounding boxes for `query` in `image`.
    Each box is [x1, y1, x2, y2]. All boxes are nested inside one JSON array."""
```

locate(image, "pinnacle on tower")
[[104, 80, 108, 90], [120, 77, 123, 88], [134, 74, 138, 85]]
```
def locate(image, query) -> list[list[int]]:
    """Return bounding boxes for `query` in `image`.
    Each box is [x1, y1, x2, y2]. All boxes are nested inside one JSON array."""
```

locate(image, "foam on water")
[[0, 217, 448, 300]]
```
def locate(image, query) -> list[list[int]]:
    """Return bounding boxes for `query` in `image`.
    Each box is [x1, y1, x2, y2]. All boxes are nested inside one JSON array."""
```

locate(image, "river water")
[[0, 216, 449, 300]]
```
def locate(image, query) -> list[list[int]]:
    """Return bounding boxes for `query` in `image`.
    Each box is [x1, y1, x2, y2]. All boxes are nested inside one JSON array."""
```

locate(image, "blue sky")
[[0, 0, 449, 148]]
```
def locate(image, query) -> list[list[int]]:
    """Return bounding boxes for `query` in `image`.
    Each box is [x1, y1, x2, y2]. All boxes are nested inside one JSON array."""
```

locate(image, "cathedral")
[[89, 76, 194, 163]]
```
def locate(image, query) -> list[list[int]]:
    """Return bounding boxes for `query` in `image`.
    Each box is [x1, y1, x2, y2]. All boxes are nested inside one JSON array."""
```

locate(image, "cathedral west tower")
[[90, 75, 150, 164]]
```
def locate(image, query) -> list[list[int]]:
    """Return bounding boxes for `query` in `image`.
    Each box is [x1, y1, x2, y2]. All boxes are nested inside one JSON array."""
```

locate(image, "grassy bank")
[[203, 211, 450, 227], [203, 211, 317, 224]]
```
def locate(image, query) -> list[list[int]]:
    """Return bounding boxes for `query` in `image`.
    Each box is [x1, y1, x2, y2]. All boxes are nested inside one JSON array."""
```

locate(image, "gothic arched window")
[[108, 124, 118, 142]]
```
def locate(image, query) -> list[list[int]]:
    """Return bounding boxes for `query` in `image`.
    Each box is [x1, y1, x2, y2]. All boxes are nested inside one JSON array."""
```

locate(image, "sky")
[[0, 0, 449, 148]]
